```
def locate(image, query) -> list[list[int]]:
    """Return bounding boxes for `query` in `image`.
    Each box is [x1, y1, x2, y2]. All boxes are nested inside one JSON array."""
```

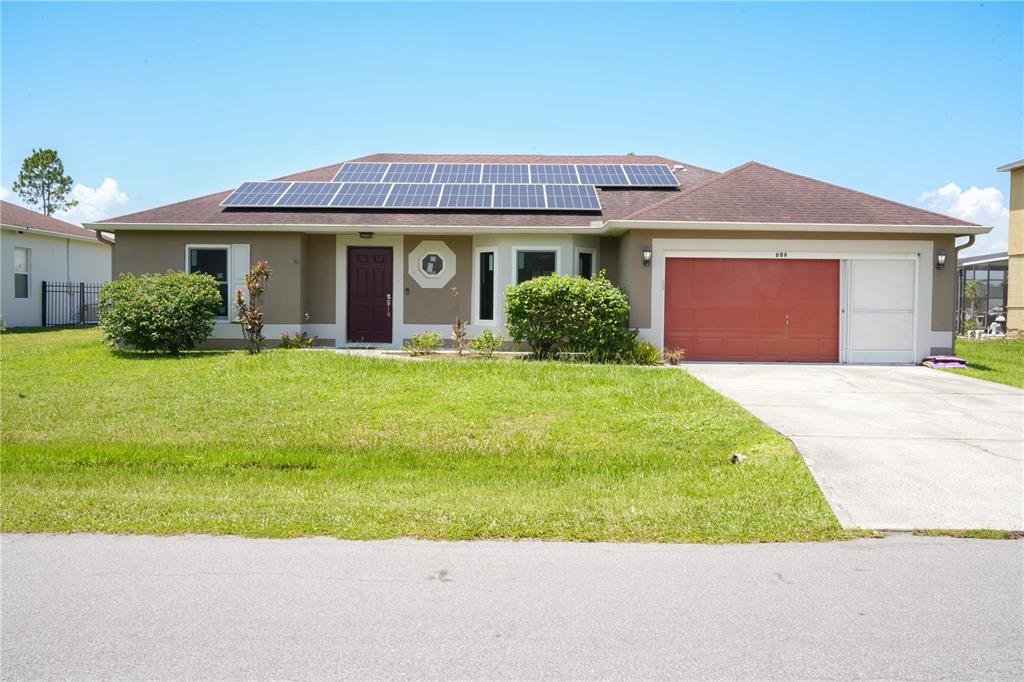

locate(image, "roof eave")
[[996, 159, 1024, 172], [2, 223, 110, 244], [84, 221, 611, 235], [85, 219, 990, 237], [607, 219, 990, 235]]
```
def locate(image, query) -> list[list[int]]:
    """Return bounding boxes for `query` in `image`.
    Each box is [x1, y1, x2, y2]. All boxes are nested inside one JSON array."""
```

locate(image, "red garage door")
[[665, 258, 840, 362]]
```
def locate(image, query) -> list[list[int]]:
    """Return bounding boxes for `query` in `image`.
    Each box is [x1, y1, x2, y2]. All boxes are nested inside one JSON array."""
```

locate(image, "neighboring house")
[[997, 159, 1023, 338], [90, 154, 989, 362], [1, 200, 112, 328], [956, 252, 1009, 334]]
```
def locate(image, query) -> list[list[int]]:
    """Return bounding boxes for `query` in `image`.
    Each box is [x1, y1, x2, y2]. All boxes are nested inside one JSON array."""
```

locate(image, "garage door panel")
[[852, 260, 915, 311], [665, 258, 839, 362], [850, 311, 914, 352]]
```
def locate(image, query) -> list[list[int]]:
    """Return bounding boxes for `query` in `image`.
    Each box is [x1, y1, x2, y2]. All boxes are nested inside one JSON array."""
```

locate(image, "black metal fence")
[[41, 281, 103, 328]]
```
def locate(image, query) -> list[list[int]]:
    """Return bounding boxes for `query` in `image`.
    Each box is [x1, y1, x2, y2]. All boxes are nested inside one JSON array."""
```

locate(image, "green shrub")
[[613, 331, 662, 365], [505, 272, 631, 360], [404, 331, 442, 356], [279, 331, 317, 349], [470, 328, 504, 357], [98, 271, 222, 353]]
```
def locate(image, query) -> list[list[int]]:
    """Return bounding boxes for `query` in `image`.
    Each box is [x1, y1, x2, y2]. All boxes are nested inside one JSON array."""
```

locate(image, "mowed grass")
[[944, 339, 1024, 388], [0, 328, 855, 542]]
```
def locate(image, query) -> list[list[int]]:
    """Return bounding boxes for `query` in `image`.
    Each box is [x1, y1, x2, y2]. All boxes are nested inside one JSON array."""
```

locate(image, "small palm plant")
[[963, 279, 981, 333]]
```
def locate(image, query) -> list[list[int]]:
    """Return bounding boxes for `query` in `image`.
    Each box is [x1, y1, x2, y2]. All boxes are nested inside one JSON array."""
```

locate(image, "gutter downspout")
[[953, 235, 976, 337]]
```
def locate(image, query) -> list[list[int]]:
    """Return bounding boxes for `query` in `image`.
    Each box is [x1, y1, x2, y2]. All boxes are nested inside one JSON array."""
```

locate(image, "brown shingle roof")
[[1, 200, 109, 241], [97, 154, 716, 228], [627, 161, 977, 227], [95, 154, 976, 229]]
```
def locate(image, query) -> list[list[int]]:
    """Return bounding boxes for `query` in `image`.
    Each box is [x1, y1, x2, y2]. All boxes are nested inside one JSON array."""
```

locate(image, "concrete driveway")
[[684, 364, 1024, 530]]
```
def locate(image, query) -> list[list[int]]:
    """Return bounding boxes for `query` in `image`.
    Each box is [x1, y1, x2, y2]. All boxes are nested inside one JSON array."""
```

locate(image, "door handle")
[[785, 314, 790, 328], [386, 293, 392, 318]]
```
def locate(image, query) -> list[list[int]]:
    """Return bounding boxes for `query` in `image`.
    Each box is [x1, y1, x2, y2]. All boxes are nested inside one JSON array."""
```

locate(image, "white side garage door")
[[846, 259, 916, 364]]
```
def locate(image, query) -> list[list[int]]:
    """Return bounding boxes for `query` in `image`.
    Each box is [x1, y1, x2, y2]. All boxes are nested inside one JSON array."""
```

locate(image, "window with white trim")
[[187, 246, 229, 317], [516, 250, 556, 283], [13, 247, 29, 299], [478, 251, 495, 321], [577, 251, 594, 279]]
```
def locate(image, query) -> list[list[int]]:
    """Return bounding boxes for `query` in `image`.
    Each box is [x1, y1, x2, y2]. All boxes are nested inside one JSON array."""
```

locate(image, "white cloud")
[[0, 185, 9, 201], [919, 182, 1010, 256], [56, 178, 129, 225]]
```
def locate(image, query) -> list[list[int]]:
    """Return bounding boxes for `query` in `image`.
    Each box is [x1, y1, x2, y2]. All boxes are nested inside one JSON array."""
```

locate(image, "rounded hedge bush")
[[98, 271, 223, 353], [505, 272, 639, 361]]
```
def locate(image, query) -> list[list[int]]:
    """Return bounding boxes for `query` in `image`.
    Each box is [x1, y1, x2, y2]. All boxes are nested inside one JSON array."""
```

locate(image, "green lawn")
[[0, 328, 856, 543], [944, 339, 1024, 388]]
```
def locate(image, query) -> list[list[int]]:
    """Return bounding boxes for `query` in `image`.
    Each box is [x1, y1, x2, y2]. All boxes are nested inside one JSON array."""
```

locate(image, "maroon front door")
[[347, 247, 393, 343]]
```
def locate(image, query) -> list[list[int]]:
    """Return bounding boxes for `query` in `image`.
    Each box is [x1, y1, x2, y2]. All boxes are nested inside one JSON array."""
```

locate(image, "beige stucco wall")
[[616, 229, 958, 332], [112, 230, 304, 324], [301, 234, 336, 324], [1007, 168, 1023, 336], [402, 235, 472, 325]]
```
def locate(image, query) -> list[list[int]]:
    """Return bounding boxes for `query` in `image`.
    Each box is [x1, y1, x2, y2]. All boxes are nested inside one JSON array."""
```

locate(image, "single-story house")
[[90, 154, 990, 363], [2, 200, 112, 328]]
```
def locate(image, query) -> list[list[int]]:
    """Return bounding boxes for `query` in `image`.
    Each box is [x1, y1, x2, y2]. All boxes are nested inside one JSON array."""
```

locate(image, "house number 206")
[[775, 252, 788, 258]]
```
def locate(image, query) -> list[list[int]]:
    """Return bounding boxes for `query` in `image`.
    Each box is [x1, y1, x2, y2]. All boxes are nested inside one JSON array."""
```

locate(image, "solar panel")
[[439, 183, 493, 208], [482, 164, 529, 183], [277, 182, 342, 207], [577, 164, 629, 186], [333, 162, 389, 183], [383, 163, 436, 183], [494, 184, 545, 209], [623, 164, 678, 187], [221, 182, 291, 207], [544, 184, 600, 210], [530, 164, 579, 184], [329, 182, 391, 208], [385, 183, 443, 208], [434, 164, 482, 184]]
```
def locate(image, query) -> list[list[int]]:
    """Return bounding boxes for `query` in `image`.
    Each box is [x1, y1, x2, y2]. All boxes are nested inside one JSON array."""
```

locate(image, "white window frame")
[[13, 247, 30, 299], [513, 247, 561, 285], [185, 244, 231, 320], [472, 247, 498, 326], [575, 247, 597, 278]]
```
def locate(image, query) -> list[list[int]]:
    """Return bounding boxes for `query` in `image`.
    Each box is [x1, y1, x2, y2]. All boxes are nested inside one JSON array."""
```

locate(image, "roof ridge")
[[738, 161, 980, 227], [624, 161, 756, 220]]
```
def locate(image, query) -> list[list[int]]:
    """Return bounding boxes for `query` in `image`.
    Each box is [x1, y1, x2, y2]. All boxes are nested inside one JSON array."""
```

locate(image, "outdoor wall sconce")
[[359, 231, 374, 239], [936, 250, 947, 269], [642, 246, 653, 267]]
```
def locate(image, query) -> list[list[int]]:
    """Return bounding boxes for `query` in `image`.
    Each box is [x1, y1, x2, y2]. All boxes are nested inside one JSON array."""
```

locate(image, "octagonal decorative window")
[[408, 240, 456, 288], [421, 253, 444, 277]]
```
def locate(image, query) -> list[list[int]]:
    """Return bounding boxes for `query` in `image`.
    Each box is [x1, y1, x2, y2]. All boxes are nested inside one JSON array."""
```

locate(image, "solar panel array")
[[222, 162, 677, 210], [222, 181, 601, 210], [329, 162, 679, 187]]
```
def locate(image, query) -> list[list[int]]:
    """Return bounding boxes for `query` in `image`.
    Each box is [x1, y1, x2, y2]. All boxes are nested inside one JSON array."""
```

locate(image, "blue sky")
[[2, 1, 1021, 252]]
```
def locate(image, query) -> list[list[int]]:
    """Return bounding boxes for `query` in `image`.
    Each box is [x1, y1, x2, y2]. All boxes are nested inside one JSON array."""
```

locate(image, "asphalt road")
[[2, 533, 1022, 680]]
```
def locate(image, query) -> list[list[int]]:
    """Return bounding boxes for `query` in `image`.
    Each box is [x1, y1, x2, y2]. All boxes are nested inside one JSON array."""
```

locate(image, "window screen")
[[516, 251, 556, 284]]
